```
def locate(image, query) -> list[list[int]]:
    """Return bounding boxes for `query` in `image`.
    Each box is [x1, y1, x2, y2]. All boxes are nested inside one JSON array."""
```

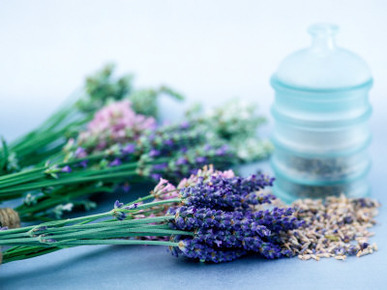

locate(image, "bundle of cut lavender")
[[0, 166, 379, 265], [0, 167, 298, 264], [0, 100, 272, 223], [0, 64, 183, 174]]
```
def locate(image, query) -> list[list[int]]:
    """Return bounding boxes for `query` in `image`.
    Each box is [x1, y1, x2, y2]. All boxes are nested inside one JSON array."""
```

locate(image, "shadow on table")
[[0, 245, 120, 281], [1, 245, 277, 282]]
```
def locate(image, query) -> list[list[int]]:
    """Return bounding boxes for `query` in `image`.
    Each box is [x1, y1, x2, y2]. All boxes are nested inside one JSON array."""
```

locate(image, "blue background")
[[0, 1, 387, 289]]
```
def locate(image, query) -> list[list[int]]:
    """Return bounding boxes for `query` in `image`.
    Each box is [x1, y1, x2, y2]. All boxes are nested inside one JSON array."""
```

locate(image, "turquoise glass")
[[270, 24, 373, 202]]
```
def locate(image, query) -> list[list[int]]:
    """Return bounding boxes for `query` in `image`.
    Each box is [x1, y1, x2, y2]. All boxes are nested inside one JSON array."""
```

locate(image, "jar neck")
[[308, 23, 338, 53], [311, 35, 336, 52]]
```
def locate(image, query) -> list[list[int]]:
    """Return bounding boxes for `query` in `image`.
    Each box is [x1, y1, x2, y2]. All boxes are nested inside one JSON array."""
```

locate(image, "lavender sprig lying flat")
[[0, 125, 231, 221], [0, 99, 271, 222], [0, 169, 302, 264]]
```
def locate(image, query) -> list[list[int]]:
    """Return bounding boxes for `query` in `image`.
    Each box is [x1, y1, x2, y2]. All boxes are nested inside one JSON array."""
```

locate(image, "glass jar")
[[270, 23, 373, 202]]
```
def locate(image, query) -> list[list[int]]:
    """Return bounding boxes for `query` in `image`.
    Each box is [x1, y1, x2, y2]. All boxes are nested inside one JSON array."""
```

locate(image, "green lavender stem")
[[0, 196, 183, 264], [9, 98, 83, 169]]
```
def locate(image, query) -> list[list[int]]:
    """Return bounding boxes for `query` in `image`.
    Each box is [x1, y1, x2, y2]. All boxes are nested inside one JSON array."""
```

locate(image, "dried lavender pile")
[[277, 195, 380, 261]]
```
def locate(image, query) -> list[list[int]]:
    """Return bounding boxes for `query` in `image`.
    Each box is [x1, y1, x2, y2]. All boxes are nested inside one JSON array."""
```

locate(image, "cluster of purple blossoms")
[[148, 143, 237, 182], [177, 165, 235, 188], [96, 122, 239, 183], [110, 169, 303, 263], [177, 174, 275, 211], [60, 100, 253, 186], [113, 200, 139, 220], [62, 121, 204, 174], [165, 173, 303, 263]]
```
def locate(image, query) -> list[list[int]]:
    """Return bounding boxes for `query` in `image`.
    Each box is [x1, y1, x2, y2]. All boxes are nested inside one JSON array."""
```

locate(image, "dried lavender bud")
[[113, 200, 127, 220], [282, 154, 357, 181], [276, 195, 380, 261]]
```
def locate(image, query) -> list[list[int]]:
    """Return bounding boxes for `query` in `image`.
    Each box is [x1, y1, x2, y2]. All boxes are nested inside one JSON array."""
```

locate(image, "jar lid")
[[272, 24, 372, 90]]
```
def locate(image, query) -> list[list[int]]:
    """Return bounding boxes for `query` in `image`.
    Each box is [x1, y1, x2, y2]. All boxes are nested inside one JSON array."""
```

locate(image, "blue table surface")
[[0, 134, 386, 290]]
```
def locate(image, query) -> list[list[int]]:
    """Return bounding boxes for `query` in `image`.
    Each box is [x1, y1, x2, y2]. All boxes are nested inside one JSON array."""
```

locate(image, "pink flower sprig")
[[73, 100, 157, 153]]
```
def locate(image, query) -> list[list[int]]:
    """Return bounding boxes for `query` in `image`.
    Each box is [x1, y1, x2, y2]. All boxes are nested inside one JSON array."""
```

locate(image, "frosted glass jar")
[[273, 173, 369, 200], [271, 144, 371, 182], [270, 24, 373, 202]]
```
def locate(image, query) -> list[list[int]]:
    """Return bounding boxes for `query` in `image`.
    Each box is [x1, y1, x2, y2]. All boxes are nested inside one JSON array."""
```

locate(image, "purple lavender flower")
[[175, 157, 188, 166], [253, 207, 304, 233], [195, 156, 207, 164], [78, 160, 88, 168], [180, 121, 190, 129], [167, 202, 301, 262], [353, 198, 378, 208], [162, 170, 303, 263], [109, 158, 122, 167], [203, 144, 212, 151], [75, 147, 87, 158], [151, 174, 162, 181], [124, 203, 138, 210], [173, 238, 246, 263], [122, 183, 131, 193], [179, 174, 276, 211], [152, 163, 168, 171], [121, 144, 136, 154], [61, 165, 72, 173], [113, 200, 140, 220], [164, 139, 174, 146], [113, 200, 127, 220], [215, 145, 229, 156], [114, 200, 124, 209], [175, 218, 295, 261], [361, 243, 369, 250], [149, 149, 161, 157], [109, 170, 301, 263]]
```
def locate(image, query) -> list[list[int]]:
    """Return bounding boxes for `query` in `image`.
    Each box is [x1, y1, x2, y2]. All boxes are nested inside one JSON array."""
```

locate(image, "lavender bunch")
[[0, 64, 183, 174], [0, 170, 302, 265], [167, 173, 301, 261], [0, 98, 270, 222], [0, 123, 230, 221]]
